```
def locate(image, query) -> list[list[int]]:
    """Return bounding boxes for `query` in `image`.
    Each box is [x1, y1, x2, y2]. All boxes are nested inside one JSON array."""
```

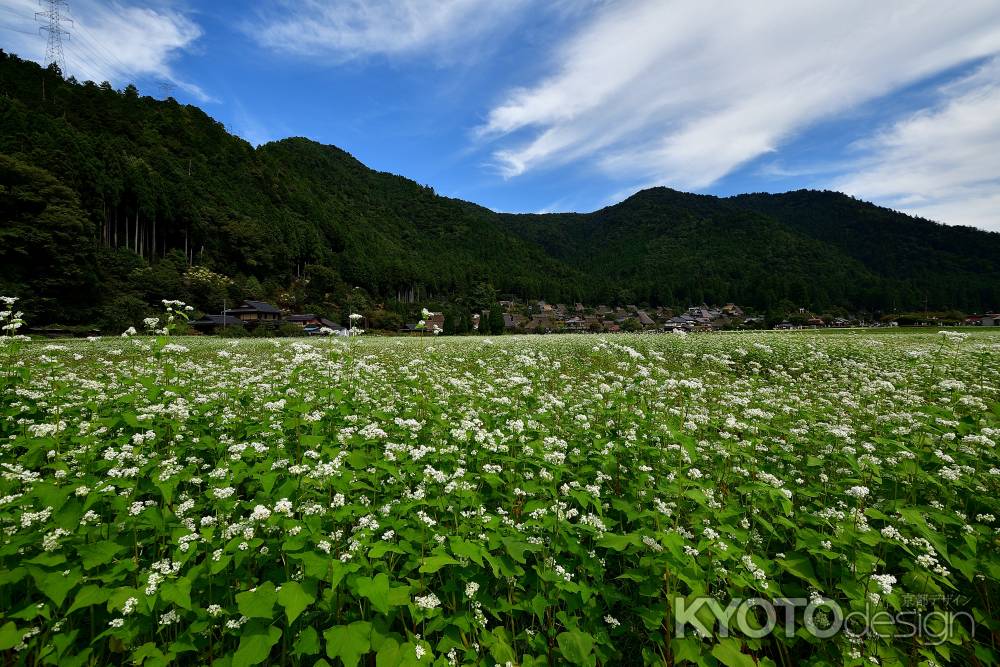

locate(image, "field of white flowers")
[[1, 318, 998, 665]]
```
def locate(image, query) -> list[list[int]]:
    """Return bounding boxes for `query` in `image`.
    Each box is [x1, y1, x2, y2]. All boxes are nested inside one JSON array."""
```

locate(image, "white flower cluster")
[[741, 555, 768, 588], [414, 592, 441, 610]]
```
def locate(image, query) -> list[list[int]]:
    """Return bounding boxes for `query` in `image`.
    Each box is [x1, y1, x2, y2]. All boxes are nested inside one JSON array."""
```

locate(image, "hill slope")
[[498, 188, 1000, 312], [1, 50, 997, 327]]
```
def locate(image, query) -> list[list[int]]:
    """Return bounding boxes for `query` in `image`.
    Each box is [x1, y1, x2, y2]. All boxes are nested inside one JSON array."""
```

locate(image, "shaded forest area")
[[1, 50, 998, 330]]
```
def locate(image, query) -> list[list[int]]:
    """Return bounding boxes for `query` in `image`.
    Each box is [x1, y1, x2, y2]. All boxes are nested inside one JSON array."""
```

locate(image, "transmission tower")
[[35, 0, 73, 73]]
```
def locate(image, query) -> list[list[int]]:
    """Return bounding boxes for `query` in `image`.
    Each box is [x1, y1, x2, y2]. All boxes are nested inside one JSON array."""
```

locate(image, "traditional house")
[[636, 311, 655, 327], [664, 315, 695, 331], [307, 319, 346, 335], [402, 311, 445, 334], [722, 303, 744, 317], [285, 315, 346, 335], [189, 314, 245, 333], [425, 312, 445, 333], [686, 307, 715, 323], [564, 316, 587, 331], [524, 315, 556, 333], [229, 300, 281, 325], [285, 314, 325, 327], [982, 314, 1000, 326], [503, 313, 527, 331]]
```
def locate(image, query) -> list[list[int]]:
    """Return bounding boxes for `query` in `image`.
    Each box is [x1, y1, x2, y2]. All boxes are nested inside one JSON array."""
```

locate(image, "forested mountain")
[[1, 50, 998, 329], [499, 188, 1000, 312]]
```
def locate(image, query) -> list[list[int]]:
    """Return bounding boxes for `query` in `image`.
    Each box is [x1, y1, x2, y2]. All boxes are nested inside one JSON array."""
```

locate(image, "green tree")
[[488, 303, 504, 335], [0, 154, 99, 323]]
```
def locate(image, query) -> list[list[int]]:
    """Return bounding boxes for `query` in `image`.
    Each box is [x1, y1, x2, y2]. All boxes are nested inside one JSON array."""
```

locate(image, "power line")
[[72, 19, 132, 77], [0, 5, 29, 17], [34, 0, 72, 73], [66, 26, 121, 79], [1, 25, 38, 38], [157, 80, 176, 98]]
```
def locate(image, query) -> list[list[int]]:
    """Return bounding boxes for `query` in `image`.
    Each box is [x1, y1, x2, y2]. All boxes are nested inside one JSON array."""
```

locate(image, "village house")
[[664, 315, 695, 331], [425, 312, 445, 332], [504, 313, 528, 331], [402, 311, 445, 334], [228, 300, 281, 325], [722, 303, 744, 317], [189, 314, 244, 334], [524, 314, 557, 333], [285, 314, 346, 335]]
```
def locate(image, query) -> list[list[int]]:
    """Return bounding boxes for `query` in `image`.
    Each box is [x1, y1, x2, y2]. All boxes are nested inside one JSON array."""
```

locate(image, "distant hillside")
[[498, 188, 1000, 312], [1, 50, 997, 328]]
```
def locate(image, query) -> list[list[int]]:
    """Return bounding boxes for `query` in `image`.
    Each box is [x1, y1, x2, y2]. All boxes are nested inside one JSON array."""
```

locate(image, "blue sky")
[[3, 1, 1000, 231]]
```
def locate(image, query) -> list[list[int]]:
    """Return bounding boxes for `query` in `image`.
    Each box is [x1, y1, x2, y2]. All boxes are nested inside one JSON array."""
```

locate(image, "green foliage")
[[236, 582, 277, 619], [232, 623, 281, 667], [487, 302, 505, 335], [557, 630, 595, 665], [499, 187, 1000, 311], [1, 51, 998, 330], [0, 154, 99, 323], [276, 581, 314, 624], [324, 622, 372, 667], [1, 328, 999, 665]]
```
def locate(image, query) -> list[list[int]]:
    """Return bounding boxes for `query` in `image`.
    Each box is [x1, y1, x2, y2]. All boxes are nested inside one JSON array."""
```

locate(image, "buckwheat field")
[[1, 313, 999, 665]]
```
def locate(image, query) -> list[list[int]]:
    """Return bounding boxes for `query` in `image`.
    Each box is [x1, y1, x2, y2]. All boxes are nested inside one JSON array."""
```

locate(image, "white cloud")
[[480, 0, 1000, 200], [249, 0, 526, 61], [1, 0, 207, 100], [835, 58, 1000, 231]]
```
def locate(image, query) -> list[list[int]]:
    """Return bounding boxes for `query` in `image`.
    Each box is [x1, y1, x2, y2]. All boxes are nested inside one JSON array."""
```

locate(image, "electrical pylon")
[[35, 0, 72, 73]]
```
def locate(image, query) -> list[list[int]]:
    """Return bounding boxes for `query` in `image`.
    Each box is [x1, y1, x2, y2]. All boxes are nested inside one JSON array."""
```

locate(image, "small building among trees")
[[189, 314, 244, 334], [228, 300, 281, 324]]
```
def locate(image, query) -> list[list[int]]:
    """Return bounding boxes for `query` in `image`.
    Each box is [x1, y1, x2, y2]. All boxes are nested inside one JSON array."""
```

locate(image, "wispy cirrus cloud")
[[247, 0, 528, 62], [835, 58, 1000, 231], [479, 0, 1000, 203], [0, 0, 209, 101]]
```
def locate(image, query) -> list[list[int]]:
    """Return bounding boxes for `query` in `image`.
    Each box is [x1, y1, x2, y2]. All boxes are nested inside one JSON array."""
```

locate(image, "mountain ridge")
[[1, 50, 997, 328]]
